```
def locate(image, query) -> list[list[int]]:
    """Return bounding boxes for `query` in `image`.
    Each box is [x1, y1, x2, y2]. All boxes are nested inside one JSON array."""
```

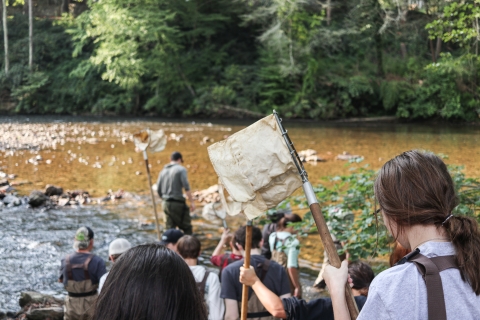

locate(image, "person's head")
[[159, 229, 184, 252], [348, 261, 375, 297], [93, 244, 207, 320], [108, 238, 132, 263], [277, 213, 302, 233], [171, 151, 183, 163], [177, 235, 201, 261], [73, 226, 94, 252], [234, 225, 263, 253], [375, 150, 480, 294]]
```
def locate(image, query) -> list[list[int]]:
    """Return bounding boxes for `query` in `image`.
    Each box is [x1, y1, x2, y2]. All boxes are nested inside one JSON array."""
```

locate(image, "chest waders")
[[64, 254, 98, 320], [271, 236, 295, 295]]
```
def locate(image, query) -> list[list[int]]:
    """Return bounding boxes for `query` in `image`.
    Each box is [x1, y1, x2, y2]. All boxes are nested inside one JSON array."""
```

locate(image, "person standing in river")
[[59, 226, 106, 320], [157, 151, 195, 235]]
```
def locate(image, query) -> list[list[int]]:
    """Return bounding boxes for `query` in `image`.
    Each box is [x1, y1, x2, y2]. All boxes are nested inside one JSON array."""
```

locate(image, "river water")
[[1, 116, 479, 311]]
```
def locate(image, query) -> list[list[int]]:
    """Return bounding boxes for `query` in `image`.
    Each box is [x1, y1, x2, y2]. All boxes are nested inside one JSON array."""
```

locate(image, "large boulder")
[[26, 307, 63, 320], [19, 292, 63, 308], [45, 185, 63, 197], [28, 191, 49, 207], [2, 194, 21, 207]]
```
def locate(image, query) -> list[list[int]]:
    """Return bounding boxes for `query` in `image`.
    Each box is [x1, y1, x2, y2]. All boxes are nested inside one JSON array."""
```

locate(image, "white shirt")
[[189, 265, 224, 320], [98, 271, 108, 293], [358, 241, 480, 320]]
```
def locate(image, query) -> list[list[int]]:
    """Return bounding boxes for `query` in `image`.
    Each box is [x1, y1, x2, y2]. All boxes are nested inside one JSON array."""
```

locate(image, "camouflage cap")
[[73, 226, 94, 250]]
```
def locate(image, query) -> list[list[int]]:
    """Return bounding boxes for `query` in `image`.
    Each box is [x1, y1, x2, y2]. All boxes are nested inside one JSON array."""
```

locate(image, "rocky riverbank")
[[2, 292, 64, 320]]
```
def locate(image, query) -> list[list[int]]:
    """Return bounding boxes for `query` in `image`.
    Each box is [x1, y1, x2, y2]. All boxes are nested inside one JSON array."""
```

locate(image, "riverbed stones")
[[26, 307, 63, 320], [45, 185, 63, 197], [2, 194, 21, 207], [19, 292, 63, 308], [28, 191, 49, 207]]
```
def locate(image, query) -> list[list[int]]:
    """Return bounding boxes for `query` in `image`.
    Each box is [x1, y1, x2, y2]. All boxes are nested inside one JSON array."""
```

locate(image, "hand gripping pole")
[[273, 110, 359, 320]]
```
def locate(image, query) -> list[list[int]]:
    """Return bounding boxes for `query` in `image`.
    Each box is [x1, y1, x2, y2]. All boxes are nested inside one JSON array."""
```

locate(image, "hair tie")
[[442, 214, 453, 226]]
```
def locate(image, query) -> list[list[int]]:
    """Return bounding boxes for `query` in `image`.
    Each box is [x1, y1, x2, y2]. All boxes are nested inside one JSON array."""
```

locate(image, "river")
[[1, 115, 479, 311]]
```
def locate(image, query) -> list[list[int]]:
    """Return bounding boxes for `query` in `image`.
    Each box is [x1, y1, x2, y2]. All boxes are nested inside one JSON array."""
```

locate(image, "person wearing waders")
[[59, 227, 106, 320], [221, 226, 291, 320], [157, 151, 195, 235]]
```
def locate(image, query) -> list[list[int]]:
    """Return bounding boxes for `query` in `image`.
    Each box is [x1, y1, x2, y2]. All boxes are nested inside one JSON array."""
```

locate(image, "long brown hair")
[[375, 150, 480, 295]]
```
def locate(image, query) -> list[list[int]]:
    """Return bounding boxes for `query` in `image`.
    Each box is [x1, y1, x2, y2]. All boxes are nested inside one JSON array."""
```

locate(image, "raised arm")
[[239, 266, 287, 319], [323, 260, 351, 320], [212, 229, 231, 257]]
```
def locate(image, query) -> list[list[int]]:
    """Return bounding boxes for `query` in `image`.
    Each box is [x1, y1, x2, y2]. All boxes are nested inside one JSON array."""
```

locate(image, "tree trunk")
[[28, 0, 32, 71], [2, 0, 8, 74], [400, 42, 407, 59], [435, 37, 442, 60], [62, 0, 69, 14], [326, 0, 331, 26], [429, 39, 436, 63]]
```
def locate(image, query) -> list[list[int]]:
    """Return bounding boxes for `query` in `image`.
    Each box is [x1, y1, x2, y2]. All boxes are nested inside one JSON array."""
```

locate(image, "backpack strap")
[[197, 271, 210, 297], [65, 254, 93, 281], [408, 252, 458, 320]]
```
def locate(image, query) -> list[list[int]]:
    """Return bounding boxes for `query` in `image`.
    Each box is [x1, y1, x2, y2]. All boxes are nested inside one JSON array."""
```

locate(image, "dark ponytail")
[[444, 215, 480, 294], [276, 213, 302, 230], [375, 150, 480, 295]]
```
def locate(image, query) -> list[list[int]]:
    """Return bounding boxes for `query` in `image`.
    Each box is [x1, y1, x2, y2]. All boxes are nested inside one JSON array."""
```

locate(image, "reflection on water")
[[1, 116, 479, 310]]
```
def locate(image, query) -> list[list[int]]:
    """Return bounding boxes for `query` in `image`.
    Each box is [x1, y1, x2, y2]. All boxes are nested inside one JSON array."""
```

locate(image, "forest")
[[0, 0, 479, 120]]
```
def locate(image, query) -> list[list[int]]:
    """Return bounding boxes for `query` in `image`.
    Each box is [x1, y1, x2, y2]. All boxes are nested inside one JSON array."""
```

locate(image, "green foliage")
[[0, 0, 479, 120], [289, 159, 480, 263]]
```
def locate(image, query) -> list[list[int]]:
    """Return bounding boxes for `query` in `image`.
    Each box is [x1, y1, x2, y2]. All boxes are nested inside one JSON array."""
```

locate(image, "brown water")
[[1, 116, 480, 310]]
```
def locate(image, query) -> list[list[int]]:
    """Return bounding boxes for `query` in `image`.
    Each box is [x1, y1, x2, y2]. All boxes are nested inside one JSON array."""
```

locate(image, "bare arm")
[[287, 267, 302, 298], [185, 190, 195, 211], [323, 260, 350, 320], [212, 229, 231, 257], [225, 299, 239, 320], [240, 267, 287, 319]]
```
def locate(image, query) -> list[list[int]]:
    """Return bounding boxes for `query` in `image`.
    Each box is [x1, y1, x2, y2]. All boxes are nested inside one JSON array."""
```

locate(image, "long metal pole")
[[143, 150, 161, 241], [240, 220, 252, 320], [273, 110, 359, 320]]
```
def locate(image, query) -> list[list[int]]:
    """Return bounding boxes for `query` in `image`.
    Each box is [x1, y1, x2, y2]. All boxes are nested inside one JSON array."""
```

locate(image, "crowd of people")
[[57, 150, 480, 319]]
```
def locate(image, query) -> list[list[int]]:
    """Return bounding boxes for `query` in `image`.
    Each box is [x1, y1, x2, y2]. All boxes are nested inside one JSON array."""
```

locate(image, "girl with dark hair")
[[93, 243, 208, 320], [324, 150, 480, 320], [269, 213, 303, 297]]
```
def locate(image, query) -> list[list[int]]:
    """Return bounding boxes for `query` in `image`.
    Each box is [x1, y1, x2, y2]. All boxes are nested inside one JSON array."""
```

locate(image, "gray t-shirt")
[[157, 163, 191, 201], [358, 241, 480, 320]]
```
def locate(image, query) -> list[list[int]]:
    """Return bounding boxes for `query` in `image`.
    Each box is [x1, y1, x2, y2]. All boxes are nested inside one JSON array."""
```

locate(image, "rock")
[[28, 191, 49, 207], [19, 292, 63, 308], [336, 151, 363, 161], [26, 307, 63, 320], [58, 197, 70, 206], [298, 149, 324, 162], [0, 179, 10, 192], [3, 195, 21, 206], [0, 309, 5, 319], [45, 185, 63, 197]]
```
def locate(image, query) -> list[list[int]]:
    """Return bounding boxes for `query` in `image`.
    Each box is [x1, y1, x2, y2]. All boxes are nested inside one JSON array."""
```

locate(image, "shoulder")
[[223, 259, 243, 274], [269, 232, 277, 240], [207, 271, 220, 284], [90, 254, 106, 266]]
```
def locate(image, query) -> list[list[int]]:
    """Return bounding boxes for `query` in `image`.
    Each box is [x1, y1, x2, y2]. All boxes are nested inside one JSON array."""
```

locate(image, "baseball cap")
[[171, 151, 183, 162], [109, 238, 132, 256], [159, 229, 184, 245], [73, 226, 94, 250]]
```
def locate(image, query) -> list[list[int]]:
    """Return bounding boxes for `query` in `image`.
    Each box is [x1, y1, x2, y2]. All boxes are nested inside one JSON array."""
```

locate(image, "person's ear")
[[109, 255, 114, 262], [236, 242, 244, 251]]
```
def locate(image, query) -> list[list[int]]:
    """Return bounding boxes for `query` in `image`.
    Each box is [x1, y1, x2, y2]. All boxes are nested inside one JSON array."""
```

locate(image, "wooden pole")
[[272, 110, 358, 319], [240, 220, 252, 320], [310, 202, 359, 319], [143, 150, 161, 241]]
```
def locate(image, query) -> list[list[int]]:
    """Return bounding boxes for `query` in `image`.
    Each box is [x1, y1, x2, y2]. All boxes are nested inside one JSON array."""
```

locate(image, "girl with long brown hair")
[[323, 150, 480, 319]]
